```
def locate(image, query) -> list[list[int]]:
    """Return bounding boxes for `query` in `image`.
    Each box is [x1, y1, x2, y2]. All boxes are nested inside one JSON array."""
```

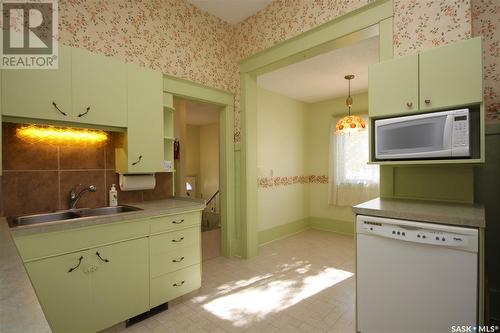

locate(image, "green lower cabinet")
[[25, 238, 149, 333], [25, 249, 94, 333], [149, 224, 202, 308], [90, 238, 149, 331], [150, 264, 202, 308]]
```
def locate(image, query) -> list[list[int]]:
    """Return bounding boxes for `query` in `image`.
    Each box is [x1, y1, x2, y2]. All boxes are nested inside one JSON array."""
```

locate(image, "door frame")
[[163, 75, 236, 257], [239, 0, 394, 258]]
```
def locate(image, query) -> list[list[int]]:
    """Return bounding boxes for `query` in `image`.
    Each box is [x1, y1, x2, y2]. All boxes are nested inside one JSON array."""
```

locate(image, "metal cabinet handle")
[[172, 237, 184, 242], [95, 251, 110, 263], [424, 99, 431, 104], [173, 281, 185, 287], [52, 101, 67, 116], [172, 219, 185, 224], [172, 256, 185, 263], [132, 155, 142, 166], [78, 106, 90, 117], [68, 256, 84, 273], [406, 101, 413, 108]]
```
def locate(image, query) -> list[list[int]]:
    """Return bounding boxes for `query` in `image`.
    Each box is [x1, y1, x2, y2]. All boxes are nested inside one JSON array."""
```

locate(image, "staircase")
[[202, 190, 220, 232]]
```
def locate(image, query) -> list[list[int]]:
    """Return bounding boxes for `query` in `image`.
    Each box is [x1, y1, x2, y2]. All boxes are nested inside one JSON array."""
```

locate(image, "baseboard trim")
[[258, 218, 309, 245], [258, 217, 354, 246], [309, 217, 355, 236]]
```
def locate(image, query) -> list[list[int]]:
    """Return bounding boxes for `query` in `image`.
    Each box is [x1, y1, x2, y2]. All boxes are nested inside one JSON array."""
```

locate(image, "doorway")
[[174, 97, 222, 260]]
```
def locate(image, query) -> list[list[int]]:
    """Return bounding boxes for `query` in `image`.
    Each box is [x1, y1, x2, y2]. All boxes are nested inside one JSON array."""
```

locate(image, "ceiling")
[[257, 36, 379, 103], [186, 100, 219, 125], [186, 0, 273, 24]]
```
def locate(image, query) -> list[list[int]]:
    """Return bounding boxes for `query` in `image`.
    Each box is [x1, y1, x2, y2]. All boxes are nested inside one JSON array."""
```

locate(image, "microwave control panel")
[[451, 110, 470, 157]]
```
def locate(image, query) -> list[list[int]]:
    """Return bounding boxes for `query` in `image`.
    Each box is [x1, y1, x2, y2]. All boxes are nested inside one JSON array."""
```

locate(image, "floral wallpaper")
[[258, 175, 328, 189], [57, 0, 498, 142], [472, 0, 500, 121], [59, 0, 237, 99], [393, 0, 472, 57]]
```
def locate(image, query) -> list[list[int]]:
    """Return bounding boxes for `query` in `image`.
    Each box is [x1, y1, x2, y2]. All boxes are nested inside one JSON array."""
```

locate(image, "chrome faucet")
[[69, 184, 97, 209]]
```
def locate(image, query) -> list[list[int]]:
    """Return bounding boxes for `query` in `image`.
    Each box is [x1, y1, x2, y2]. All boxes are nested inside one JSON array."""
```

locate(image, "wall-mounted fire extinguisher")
[[174, 139, 180, 160]]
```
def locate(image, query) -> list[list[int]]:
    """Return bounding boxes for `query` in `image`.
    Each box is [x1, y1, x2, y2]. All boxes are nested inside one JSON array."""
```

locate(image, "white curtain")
[[329, 115, 379, 206]]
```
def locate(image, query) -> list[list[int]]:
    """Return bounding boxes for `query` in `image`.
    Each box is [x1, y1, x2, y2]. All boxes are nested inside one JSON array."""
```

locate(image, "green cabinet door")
[[71, 48, 127, 127], [117, 64, 163, 173], [1, 45, 72, 121], [419, 37, 483, 111], [368, 54, 419, 117], [91, 238, 149, 331], [25, 250, 93, 333]]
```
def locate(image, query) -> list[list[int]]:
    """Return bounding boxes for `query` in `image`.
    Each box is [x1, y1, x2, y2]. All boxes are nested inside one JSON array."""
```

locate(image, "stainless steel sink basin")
[[77, 205, 142, 217], [8, 205, 142, 227], [8, 211, 81, 227]]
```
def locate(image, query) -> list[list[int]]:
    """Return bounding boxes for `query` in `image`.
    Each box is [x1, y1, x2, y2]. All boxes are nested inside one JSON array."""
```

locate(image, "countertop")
[[0, 198, 206, 333], [352, 197, 485, 228], [10, 197, 206, 237]]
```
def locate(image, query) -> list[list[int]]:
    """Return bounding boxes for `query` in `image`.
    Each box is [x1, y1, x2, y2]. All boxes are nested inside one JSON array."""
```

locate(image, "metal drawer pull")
[[132, 155, 142, 166], [173, 281, 185, 287], [424, 99, 431, 104], [172, 219, 185, 224], [172, 237, 184, 242], [78, 106, 90, 117], [95, 251, 110, 263], [68, 256, 84, 273], [52, 101, 67, 116], [406, 101, 413, 108], [172, 256, 185, 263]]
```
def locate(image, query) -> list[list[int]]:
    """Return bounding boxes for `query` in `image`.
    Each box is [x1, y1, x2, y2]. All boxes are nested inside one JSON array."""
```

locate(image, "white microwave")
[[375, 109, 470, 160]]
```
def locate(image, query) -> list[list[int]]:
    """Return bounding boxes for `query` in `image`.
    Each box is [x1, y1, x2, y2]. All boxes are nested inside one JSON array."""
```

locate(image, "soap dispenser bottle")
[[109, 184, 118, 207]]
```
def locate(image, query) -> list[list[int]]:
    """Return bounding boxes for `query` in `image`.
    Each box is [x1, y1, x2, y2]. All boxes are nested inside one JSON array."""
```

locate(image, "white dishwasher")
[[356, 215, 478, 333]]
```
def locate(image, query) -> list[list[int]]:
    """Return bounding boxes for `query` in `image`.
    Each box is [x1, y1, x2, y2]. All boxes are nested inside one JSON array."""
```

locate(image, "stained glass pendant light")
[[335, 74, 366, 135]]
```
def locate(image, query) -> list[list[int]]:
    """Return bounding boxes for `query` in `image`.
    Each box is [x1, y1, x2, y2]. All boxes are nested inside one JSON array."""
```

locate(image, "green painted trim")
[[309, 217, 355, 236], [379, 17, 393, 61], [2, 116, 126, 132], [258, 219, 309, 245], [163, 75, 233, 106], [240, 72, 259, 258], [251, 25, 380, 77], [240, 0, 393, 73], [485, 122, 500, 135], [162, 75, 236, 258], [239, 1, 393, 258]]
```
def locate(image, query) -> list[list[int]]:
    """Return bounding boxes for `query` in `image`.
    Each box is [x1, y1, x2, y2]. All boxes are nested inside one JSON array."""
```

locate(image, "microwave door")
[[376, 114, 453, 159]]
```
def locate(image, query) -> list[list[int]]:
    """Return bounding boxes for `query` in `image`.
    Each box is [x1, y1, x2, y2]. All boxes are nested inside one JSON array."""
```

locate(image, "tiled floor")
[[110, 229, 355, 333]]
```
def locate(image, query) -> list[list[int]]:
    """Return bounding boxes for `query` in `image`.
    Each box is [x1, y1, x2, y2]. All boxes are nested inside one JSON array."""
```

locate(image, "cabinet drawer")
[[151, 244, 200, 278], [150, 211, 201, 234], [14, 219, 149, 261], [150, 226, 200, 255], [150, 264, 201, 308]]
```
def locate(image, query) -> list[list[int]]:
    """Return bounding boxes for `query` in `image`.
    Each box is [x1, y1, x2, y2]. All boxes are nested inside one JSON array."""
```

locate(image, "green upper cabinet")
[[1, 45, 72, 121], [368, 37, 483, 118], [115, 64, 163, 173], [90, 238, 149, 331], [71, 48, 127, 127], [419, 37, 483, 111], [369, 54, 419, 117]]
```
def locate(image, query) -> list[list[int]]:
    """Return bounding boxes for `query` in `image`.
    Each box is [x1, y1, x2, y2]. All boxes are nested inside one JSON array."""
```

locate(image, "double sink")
[[8, 205, 142, 227]]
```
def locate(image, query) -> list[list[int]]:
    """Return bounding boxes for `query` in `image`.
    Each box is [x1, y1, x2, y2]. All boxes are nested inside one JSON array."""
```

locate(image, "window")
[[329, 115, 379, 206]]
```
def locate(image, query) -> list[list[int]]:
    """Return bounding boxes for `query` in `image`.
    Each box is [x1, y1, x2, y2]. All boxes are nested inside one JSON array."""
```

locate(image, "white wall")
[[199, 123, 219, 200], [257, 88, 308, 231]]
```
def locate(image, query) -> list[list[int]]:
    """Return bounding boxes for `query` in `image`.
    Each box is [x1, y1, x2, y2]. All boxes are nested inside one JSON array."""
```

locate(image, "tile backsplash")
[[1, 123, 173, 217]]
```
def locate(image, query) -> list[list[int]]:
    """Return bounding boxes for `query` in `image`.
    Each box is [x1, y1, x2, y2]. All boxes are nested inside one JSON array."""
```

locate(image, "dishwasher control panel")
[[357, 217, 478, 252]]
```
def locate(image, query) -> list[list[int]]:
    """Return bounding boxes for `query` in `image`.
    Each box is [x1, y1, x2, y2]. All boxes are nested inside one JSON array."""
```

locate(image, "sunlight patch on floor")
[[202, 267, 354, 327]]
